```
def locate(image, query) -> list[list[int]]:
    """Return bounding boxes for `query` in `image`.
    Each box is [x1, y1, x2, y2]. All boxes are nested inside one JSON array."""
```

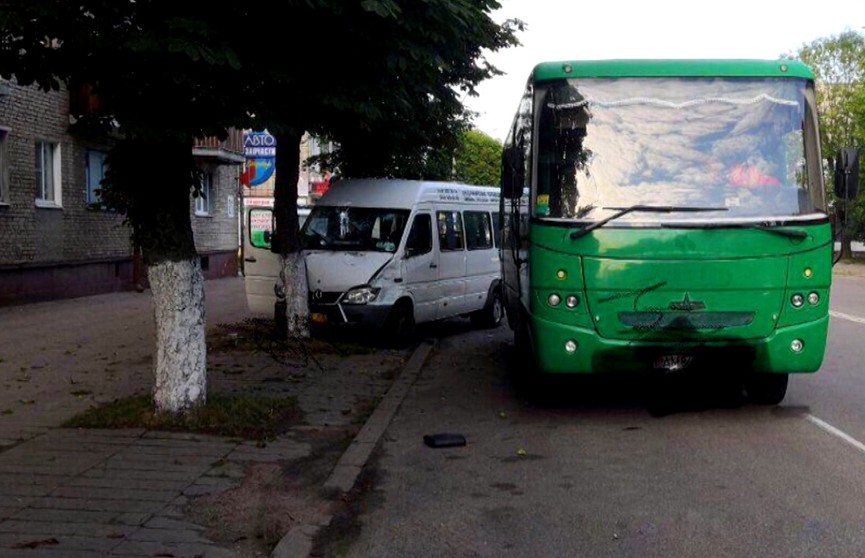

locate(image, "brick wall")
[[0, 82, 242, 304], [0, 82, 131, 268], [190, 161, 240, 255]]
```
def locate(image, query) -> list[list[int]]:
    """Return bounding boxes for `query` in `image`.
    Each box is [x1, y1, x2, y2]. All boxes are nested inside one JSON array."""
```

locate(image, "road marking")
[[830, 310, 865, 325], [806, 414, 865, 457]]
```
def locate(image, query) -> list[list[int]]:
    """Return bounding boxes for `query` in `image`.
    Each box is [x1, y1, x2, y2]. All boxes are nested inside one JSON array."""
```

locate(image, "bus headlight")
[[343, 286, 381, 305], [791, 294, 804, 308], [565, 340, 578, 353], [565, 295, 580, 308], [548, 294, 562, 307], [808, 292, 820, 305], [791, 339, 804, 353]]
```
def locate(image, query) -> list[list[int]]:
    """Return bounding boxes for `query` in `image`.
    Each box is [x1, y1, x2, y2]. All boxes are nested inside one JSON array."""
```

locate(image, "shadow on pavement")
[[499, 342, 753, 418]]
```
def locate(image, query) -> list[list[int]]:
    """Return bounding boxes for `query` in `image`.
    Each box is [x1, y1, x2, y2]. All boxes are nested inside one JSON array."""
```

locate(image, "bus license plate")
[[653, 355, 693, 371]]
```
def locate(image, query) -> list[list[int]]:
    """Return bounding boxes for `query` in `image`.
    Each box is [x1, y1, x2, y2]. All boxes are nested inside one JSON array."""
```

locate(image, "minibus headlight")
[[342, 286, 381, 305]]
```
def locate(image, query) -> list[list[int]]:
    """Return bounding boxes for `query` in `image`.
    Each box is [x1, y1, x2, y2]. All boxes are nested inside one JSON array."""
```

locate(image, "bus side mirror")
[[833, 147, 860, 200], [502, 146, 520, 199]]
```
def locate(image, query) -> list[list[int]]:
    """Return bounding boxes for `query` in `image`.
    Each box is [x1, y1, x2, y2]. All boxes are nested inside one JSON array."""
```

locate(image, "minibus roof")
[[315, 179, 500, 209]]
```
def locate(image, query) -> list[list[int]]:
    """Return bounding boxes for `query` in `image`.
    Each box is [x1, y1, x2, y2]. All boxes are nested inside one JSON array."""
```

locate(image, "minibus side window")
[[437, 211, 464, 251], [405, 214, 432, 257], [492, 211, 501, 248], [464, 211, 493, 250]]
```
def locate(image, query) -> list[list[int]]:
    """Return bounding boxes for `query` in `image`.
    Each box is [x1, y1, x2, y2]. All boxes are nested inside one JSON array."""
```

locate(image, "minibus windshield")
[[301, 206, 411, 253]]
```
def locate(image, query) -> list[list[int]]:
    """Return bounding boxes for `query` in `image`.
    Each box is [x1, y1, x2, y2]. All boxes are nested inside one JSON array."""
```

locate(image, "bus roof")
[[316, 178, 499, 209], [532, 59, 814, 82]]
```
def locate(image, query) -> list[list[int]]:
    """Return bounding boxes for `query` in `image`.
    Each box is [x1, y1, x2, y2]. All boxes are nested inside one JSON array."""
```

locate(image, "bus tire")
[[744, 373, 788, 405], [471, 288, 504, 329], [384, 300, 416, 349], [513, 319, 544, 400]]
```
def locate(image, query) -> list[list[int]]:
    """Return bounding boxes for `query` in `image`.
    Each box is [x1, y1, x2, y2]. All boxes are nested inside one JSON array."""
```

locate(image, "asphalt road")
[[341, 273, 865, 558]]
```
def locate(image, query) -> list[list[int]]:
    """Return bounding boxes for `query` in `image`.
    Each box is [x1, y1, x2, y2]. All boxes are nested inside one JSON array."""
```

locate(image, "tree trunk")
[[112, 136, 207, 412], [841, 237, 854, 260], [271, 129, 308, 338], [150, 258, 207, 412], [281, 251, 310, 338]]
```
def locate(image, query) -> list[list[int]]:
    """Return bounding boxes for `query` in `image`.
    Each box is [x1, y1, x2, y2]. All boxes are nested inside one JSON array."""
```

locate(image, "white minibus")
[[244, 179, 503, 343]]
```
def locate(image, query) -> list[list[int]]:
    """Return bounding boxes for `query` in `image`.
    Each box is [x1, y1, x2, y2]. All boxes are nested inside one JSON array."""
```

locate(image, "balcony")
[[193, 128, 245, 165]]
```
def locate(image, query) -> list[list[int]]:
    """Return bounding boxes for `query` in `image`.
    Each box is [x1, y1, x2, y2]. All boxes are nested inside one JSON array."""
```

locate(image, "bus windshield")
[[301, 206, 410, 253], [536, 77, 817, 222]]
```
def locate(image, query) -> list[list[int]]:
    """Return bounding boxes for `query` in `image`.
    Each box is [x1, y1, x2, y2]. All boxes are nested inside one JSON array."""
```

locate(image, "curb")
[[270, 338, 437, 558]]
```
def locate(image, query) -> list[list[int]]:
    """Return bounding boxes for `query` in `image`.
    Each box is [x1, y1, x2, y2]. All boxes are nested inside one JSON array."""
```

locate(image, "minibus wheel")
[[471, 288, 504, 329], [385, 300, 416, 349]]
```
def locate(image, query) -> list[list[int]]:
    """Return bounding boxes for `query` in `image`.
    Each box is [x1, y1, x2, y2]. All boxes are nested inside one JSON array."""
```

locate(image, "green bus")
[[500, 59, 856, 404]]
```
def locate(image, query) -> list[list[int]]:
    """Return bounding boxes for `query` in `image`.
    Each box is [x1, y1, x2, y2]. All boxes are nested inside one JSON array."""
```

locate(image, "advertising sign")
[[243, 132, 276, 187]]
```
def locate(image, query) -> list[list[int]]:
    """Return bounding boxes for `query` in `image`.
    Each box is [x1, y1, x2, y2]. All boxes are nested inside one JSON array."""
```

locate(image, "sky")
[[465, 0, 864, 142]]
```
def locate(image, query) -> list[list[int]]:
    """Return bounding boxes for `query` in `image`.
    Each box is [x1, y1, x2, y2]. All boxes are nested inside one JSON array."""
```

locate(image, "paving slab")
[[0, 279, 420, 557]]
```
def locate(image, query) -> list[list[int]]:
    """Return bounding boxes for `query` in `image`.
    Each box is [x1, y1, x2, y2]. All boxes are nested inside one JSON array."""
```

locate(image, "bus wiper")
[[659, 222, 808, 240], [569, 205, 727, 240]]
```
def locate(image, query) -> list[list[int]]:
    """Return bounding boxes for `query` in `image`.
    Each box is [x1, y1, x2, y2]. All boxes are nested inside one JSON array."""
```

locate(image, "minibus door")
[[402, 211, 439, 323]]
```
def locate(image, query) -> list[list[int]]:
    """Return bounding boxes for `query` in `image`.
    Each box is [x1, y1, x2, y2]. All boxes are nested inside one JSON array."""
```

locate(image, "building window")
[[35, 141, 61, 207], [86, 149, 108, 205], [194, 171, 213, 216], [0, 128, 8, 205]]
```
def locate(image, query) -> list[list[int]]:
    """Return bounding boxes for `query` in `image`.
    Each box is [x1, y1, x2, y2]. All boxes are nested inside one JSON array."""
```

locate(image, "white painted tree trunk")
[[149, 258, 207, 412], [281, 252, 309, 338]]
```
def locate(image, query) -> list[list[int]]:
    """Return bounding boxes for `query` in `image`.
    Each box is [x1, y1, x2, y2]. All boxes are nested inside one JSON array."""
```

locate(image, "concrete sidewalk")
[[0, 279, 416, 557]]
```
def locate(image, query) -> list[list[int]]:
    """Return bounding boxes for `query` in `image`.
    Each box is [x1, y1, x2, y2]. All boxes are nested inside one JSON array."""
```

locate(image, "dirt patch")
[[208, 319, 379, 359], [833, 259, 865, 278], [187, 426, 358, 558]]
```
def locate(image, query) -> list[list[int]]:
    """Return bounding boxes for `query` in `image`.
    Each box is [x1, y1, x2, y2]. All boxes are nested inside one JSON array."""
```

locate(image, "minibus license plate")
[[653, 355, 693, 370]]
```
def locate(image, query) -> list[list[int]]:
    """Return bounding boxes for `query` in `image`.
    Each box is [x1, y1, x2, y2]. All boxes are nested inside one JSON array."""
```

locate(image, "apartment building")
[[0, 80, 242, 305]]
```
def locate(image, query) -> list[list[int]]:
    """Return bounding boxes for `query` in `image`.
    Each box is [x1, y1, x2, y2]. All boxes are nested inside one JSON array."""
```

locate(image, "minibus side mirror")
[[834, 147, 860, 200]]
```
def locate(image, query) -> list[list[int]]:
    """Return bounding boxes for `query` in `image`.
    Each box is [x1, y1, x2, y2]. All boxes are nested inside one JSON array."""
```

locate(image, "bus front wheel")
[[744, 373, 789, 405], [513, 319, 543, 398]]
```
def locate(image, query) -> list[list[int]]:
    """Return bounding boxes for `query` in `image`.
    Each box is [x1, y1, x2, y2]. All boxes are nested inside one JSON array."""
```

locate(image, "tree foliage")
[[1, 0, 522, 362], [454, 128, 502, 186], [0, 0, 253, 262], [243, 1, 522, 276], [793, 31, 865, 252]]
